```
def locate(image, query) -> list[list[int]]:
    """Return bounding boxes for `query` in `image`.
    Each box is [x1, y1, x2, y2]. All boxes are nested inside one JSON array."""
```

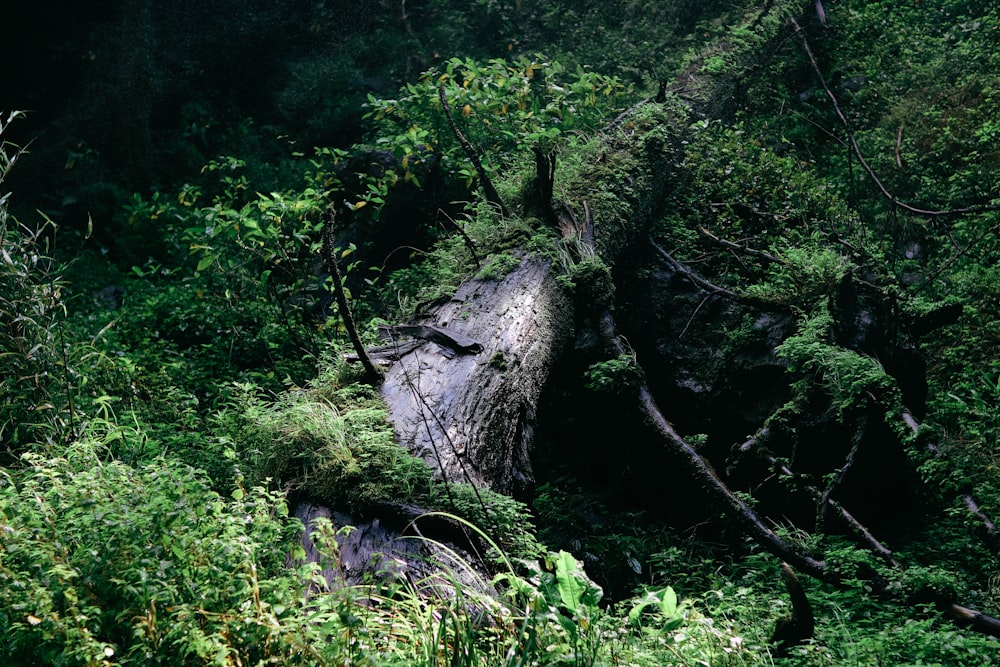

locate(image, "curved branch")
[[322, 209, 381, 383], [698, 224, 789, 265], [791, 19, 1000, 218]]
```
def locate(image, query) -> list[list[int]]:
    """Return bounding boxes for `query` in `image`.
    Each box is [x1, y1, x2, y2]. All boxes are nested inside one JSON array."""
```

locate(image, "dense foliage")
[[4, 1, 1000, 665]]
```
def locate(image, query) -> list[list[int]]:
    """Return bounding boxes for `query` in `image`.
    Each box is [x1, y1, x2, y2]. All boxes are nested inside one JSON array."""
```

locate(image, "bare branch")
[[596, 310, 829, 581], [438, 85, 510, 218], [791, 19, 1000, 218], [698, 225, 789, 265], [649, 236, 790, 312], [322, 208, 381, 383]]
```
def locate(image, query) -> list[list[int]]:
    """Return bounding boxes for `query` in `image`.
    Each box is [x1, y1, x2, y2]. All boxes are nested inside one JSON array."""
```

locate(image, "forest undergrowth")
[[3, 1, 1000, 665]]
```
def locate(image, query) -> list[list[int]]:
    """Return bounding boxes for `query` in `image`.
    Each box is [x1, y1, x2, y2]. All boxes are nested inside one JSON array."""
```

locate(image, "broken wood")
[[771, 562, 816, 652], [381, 324, 485, 356]]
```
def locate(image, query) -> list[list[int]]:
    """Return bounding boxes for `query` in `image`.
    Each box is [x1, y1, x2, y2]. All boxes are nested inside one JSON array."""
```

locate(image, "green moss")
[[475, 252, 522, 281], [564, 255, 616, 310], [217, 378, 433, 513], [489, 350, 508, 371], [776, 304, 901, 418], [584, 354, 643, 395]]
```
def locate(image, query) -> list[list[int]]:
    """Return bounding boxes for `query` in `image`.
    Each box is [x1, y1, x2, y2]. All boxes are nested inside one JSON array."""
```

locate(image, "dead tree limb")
[[698, 224, 789, 265], [948, 604, 1000, 638], [791, 18, 1000, 218], [595, 309, 829, 581], [771, 562, 816, 652], [438, 85, 510, 218], [816, 422, 865, 532], [739, 431, 901, 568], [649, 237, 791, 312], [323, 208, 381, 383]]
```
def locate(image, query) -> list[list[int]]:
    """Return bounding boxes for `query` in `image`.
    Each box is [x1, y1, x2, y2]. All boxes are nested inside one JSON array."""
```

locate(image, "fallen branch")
[[791, 18, 1000, 218], [739, 430, 901, 568], [323, 208, 381, 383], [816, 422, 865, 532], [698, 224, 789, 265], [949, 603, 1000, 638], [596, 309, 829, 581], [901, 412, 1000, 550], [739, 425, 1000, 637], [771, 562, 816, 653], [649, 237, 790, 312]]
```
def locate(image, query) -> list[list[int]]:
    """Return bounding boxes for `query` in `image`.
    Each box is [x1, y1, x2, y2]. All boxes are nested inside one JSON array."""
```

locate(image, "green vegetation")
[[4, 1, 1000, 665]]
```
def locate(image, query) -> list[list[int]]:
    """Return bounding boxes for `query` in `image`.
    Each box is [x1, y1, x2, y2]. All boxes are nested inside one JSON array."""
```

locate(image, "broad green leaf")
[[660, 586, 678, 618], [554, 550, 584, 613]]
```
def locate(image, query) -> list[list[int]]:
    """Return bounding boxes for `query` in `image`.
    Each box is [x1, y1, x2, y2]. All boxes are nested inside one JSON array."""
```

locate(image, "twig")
[[740, 431, 902, 568], [698, 225, 789, 265], [437, 208, 480, 267], [649, 236, 790, 312]]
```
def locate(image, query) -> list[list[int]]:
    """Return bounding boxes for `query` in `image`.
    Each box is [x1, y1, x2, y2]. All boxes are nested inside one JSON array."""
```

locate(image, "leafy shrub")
[[0, 438, 313, 665], [776, 305, 900, 417], [585, 354, 643, 395], [366, 55, 633, 186]]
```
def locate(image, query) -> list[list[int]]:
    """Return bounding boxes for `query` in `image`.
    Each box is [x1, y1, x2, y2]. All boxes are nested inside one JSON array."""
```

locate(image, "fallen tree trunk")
[[297, 0, 1000, 641], [379, 253, 572, 496]]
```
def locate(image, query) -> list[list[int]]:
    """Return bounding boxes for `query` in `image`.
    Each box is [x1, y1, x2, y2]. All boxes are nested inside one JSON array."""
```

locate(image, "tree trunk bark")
[[379, 254, 572, 496]]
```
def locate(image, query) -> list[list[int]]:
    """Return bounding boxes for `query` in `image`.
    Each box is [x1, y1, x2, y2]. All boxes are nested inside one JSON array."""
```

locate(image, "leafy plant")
[[366, 55, 632, 189], [0, 436, 314, 665]]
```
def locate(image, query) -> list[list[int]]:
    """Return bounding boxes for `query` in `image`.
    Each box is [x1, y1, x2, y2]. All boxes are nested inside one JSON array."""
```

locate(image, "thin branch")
[[437, 208, 481, 267], [698, 225, 789, 265], [817, 421, 866, 532], [322, 208, 381, 383], [915, 220, 1000, 291], [895, 125, 904, 170], [791, 18, 1000, 218], [649, 236, 790, 312], [740, 430, 901, 568], [901, 412, 1000, 551], [438, 85, 510, 218]]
